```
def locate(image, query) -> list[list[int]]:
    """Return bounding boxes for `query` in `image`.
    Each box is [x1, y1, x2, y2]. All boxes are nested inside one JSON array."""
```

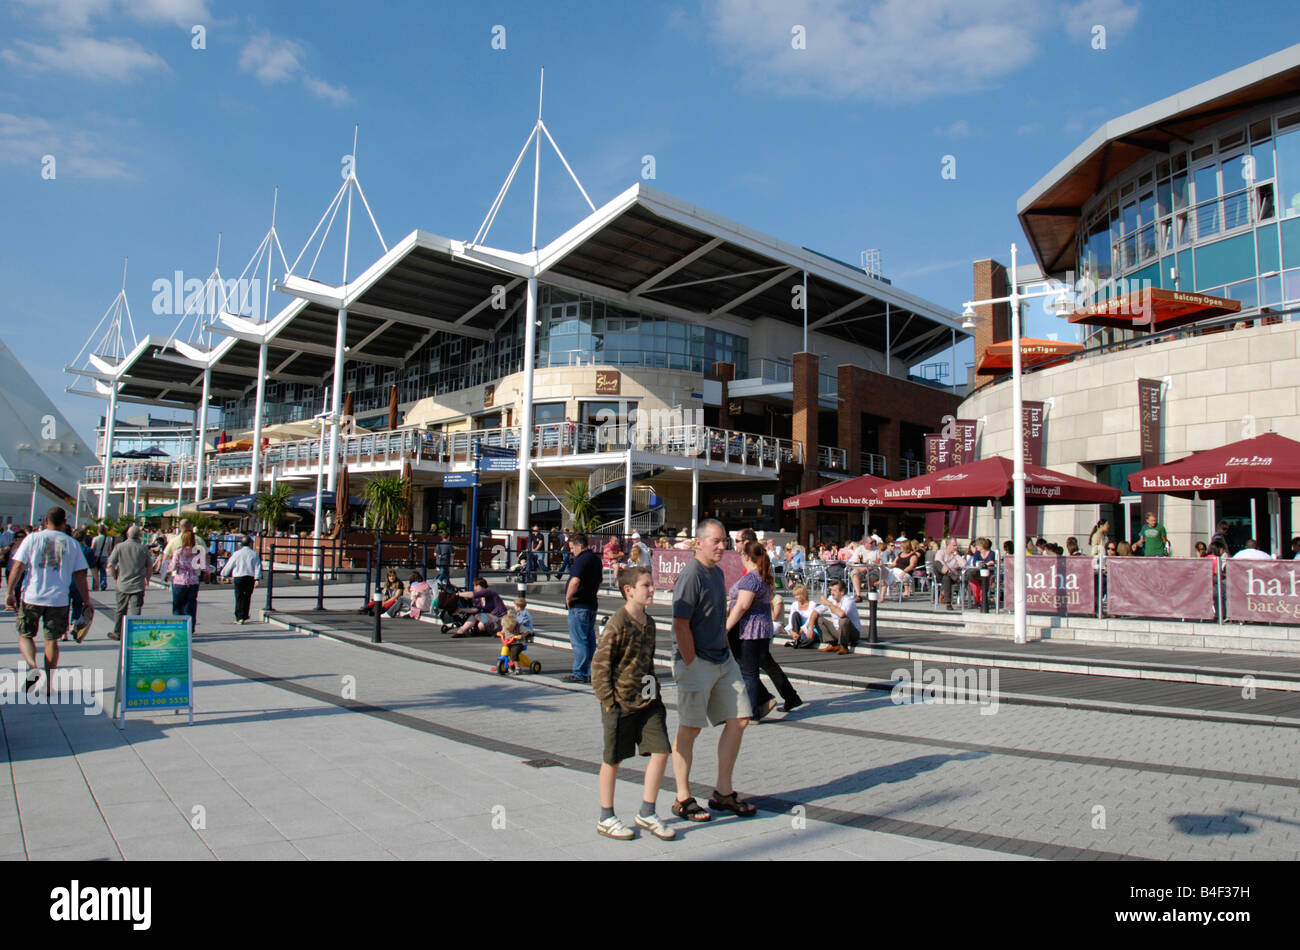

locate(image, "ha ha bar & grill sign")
[[1008, 556, 1095, 616], [1225, 561, 1300, 624], [113, 615, 194, 728]]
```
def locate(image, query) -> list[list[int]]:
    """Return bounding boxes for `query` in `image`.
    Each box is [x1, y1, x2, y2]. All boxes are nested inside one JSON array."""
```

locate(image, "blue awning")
[[196, 494, 258, 512], [286, 491, 364, 511]]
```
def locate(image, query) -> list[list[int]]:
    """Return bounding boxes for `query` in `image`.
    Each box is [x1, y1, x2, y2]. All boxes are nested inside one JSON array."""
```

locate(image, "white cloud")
[[0, 111, 131, 179], [706, 0, 1046, 101], [303, 74, 352, 106], [237, 33, 352, 107], [933, 119, 972, 138], [11, 0, 211, 29], [0, 35, 168, 81], [1062, 0, 1139, 41], [238, 33, 304, 84]]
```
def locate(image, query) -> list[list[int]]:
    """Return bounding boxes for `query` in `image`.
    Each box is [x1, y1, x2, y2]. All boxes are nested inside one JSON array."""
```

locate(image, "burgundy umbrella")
[[880, 456, 1120, 507], [1128, 433, 1300, 498], [1129, 433, 1300, 557], [784, 473, 954, 510]]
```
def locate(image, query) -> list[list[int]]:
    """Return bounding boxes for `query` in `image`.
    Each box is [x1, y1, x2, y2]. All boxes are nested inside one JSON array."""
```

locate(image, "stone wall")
[[958, 319, 1300, 552]]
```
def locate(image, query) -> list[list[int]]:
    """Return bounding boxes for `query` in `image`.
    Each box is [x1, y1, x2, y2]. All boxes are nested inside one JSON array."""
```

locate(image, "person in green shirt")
[[1134, 512, 1169, 556]]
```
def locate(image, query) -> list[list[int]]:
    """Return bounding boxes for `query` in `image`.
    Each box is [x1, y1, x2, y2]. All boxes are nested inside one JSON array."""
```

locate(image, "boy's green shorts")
[[601, 698, 671, 765]]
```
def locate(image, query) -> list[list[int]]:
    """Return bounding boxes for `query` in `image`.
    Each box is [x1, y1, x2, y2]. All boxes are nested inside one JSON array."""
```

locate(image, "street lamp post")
[[962, 243, 1070, 645]]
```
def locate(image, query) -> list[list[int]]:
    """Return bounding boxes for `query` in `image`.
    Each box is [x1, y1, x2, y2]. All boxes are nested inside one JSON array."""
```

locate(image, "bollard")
[[372, 536, 383, 644], [266, 543, 275, 612], [980, 568, 990, 614], [866, 589, 879, 644], [315, 545, 325, 611]]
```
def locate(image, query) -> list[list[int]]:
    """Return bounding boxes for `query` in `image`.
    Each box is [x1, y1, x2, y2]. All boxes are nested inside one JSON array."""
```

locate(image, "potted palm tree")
[[361, 474, 409, 537], [564, 480, 600, 533], [254, 484, 294, 534]]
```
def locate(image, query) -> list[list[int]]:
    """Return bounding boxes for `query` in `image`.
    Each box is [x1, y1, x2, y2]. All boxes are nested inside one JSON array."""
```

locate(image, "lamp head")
[[960, 304, 976, 330]]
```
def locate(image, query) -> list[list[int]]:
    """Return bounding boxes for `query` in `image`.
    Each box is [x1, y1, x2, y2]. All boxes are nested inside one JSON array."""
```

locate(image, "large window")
[[1073, 107, 1300, 310], [538, 287, 748, 375]]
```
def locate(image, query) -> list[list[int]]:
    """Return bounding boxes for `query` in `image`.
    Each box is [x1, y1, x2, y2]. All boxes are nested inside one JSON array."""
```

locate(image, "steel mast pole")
[[1010, 244, 1027, 645]]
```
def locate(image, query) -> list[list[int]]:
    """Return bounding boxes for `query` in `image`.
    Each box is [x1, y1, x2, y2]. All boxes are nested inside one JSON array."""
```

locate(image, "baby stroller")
[[436, 584, 477, 634]]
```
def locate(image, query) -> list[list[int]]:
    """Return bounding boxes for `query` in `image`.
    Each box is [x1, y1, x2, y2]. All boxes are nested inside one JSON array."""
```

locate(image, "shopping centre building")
[[71, 177, 967, 541], [962, 43, 1300, 556]]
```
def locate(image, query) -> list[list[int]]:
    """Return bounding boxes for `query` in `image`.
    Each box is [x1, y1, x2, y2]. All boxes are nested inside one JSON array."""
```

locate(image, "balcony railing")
[[85, 423, 801, 489], [861, 453, 887, 477], [900, 459, 924, 478], [818, 445, 847, 472]]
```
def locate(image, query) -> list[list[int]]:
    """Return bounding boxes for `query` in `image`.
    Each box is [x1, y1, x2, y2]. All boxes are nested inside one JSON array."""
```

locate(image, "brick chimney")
[[971, 259, 1011, 385]]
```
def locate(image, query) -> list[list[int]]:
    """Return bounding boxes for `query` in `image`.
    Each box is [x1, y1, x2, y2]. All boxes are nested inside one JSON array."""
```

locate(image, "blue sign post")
[[467, 439, 481, 588]]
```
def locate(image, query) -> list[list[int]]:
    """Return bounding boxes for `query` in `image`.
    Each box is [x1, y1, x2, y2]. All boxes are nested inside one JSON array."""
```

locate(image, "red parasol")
[[880, 456, 1120, 507], [1128, 433, 1300, 499], [784, 472, 953, 511]]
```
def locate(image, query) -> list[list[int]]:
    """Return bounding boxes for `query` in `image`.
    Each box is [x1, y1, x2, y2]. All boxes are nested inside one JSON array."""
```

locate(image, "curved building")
[[963, 44, 1300, 556]]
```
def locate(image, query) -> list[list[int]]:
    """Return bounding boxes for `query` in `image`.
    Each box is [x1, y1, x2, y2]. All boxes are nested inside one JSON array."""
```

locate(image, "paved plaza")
[[1, 581, 1298, 861]]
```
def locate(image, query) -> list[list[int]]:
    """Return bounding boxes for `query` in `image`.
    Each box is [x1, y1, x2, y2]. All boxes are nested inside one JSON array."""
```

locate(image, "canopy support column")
[[195, 366, 210, 504], [99, 381, 118, 519], [691, 465, 700, 536], [250, 341, 268, 493], [515, 276, 538, 531]]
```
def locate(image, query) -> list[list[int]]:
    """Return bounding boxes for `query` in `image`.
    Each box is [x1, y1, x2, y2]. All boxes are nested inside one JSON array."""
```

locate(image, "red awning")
[[783, 473, 952, 510], [1128, 433, 1300, 499], [976, 338, 1084, 376], [879, 456, 1120, 507], [1068, 288, 1240, 332]]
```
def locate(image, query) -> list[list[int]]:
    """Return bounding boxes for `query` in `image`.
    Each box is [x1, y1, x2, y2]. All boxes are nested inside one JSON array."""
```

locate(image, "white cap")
[[630, 531, 641, 539]]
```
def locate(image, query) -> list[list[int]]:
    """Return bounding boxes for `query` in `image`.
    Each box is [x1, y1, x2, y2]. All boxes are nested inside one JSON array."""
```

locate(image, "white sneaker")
[[596, 815, 634, 840], [635, 812, 675, 840]]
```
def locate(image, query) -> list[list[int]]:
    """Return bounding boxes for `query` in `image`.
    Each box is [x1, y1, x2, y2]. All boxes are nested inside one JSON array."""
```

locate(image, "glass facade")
[[537, 286, 748, 374], [219, 284, 749, 430], [1075, 105, 1300, 312]]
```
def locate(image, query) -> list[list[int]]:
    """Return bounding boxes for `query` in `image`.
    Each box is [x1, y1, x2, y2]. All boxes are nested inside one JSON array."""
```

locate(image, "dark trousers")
[[941, 571, 961, 606], [233, 576, 255, 621], [734, 634, 800, 712], [172, 583, 199, 628]]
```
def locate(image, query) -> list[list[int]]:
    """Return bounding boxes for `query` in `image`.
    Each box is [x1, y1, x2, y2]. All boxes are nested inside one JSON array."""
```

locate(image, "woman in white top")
[[779, 584, 824, 649]]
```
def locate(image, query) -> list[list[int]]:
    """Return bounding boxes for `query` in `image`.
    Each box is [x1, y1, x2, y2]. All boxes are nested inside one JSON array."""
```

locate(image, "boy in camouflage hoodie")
[[592, 566, 674, 841]]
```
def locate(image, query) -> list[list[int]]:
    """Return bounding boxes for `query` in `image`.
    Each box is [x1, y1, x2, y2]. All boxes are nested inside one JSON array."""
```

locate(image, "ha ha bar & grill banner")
[[1106, 557, 1218, 621], [1002, 556, 1095, 616], [1225, 560, 1300, 624]]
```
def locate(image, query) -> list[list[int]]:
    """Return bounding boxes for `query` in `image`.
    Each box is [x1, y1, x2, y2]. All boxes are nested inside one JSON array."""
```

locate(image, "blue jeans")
[[567, 606, 596, 680], [172, 584, 199, 628], [436, 564, 451, 589]]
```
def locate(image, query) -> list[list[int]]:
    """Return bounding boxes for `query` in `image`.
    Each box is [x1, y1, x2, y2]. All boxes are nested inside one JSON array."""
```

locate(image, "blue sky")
[[2, 0, 1298, 447]]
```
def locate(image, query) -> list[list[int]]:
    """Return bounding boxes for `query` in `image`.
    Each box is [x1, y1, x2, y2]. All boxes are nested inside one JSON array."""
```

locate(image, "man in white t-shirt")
[[4, 507, 92, 690], [816, 580, 862, 653], [1230, 539, 1272, 560]]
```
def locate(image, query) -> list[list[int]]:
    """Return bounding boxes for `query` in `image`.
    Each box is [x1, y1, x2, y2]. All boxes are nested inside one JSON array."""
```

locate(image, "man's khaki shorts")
[[672, 654, 751, 728], [16, 602, 69, 641]]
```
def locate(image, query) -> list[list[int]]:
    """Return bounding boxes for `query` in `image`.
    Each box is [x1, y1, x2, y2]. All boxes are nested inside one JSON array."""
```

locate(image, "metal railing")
[[594, 505, 667, 535], [86, 422, 802, 490], [818, 445, 847, 472], [1108, 184, 1262, 274], [861, 453, 887, 477], [899, 459, 924, 478]]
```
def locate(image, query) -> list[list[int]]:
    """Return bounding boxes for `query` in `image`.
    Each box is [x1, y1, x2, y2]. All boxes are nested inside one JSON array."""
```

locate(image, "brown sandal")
[[672, 797, 713, 822], [708, 789, 757, 817]]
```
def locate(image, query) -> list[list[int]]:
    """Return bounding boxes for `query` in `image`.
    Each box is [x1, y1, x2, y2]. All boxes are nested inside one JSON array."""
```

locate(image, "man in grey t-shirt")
[[669, 518, 756, 822], [107, 526, 152, 641]]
